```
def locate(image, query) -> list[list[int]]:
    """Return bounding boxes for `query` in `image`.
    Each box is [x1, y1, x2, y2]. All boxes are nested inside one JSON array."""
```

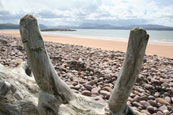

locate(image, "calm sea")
[[42, 29, 173, 44]]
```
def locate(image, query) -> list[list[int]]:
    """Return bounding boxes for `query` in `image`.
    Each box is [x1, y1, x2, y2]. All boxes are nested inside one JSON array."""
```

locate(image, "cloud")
[[0, 1, 2, 7], [0, 10, 25, 23], [81, 18, 148, 27], [35, 10, 68, 19], [0, 0, 173, 26]]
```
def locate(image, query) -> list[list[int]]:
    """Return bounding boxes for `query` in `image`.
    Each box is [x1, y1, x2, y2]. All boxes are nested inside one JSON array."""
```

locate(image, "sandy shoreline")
[[0, 30, 173, 58]]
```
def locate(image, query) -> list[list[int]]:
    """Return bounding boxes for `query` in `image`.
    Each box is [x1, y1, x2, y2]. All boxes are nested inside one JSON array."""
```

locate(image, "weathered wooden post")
[[20, 15, 75, 115], [20, 14, 149, 115], [109, 28, 149, 114]]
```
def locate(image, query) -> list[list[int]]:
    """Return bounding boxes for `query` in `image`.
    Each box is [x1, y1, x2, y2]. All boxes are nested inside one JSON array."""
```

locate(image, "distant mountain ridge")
[[128, 24, 173, 30], [0, 23, 47, 29], [0, 23, 19, 29], [1, 23, 173, 31], [77, 23, 173, 30]]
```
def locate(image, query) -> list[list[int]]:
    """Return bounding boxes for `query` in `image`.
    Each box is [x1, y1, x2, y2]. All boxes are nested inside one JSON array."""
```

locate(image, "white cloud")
[[0, 0, 173, 26]]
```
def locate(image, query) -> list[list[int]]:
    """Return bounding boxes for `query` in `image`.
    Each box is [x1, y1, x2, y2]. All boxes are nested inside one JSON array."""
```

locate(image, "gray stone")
[[91, 87, 100, 94], [159, 105, 168, 114], [165, 96, 171, 103], [99, 90, 110, 96], [140, 101, 150, 109]]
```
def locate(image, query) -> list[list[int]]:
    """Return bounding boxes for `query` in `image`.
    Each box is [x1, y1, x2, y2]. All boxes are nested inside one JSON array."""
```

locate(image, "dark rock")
[[72, 81, 78, 86], [82, 90, 91, 96], [148, 95, 155, 100], [67, 60, 86, 71], [148, 100, 159, 108], [167, 105, 173, 111], [132, 102, 141, 107], [130, 93, 136, 98], [79, 80, 86, 84], [83, 84, 92, 91], [74, 85, 81, 90], [147, 106, 155, 114]]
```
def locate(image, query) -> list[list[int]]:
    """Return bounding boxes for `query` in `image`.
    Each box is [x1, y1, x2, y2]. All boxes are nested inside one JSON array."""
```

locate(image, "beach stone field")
[[0, 35, 173, 115]]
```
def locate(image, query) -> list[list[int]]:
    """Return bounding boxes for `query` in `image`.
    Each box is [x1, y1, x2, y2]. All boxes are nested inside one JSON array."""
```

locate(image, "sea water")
[[42, 29, 173, 44]]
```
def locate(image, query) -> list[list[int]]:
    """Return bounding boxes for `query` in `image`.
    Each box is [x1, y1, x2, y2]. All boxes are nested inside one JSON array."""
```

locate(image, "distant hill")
[[78, 23, 173, 30], [78, 23, 114, 29], [1, 23, 173, 31], [0, 23, 47, 29], [128, 24, 173, 30], [0, 23, 19, 29], [41, 28, 76, 31], [47, 25, 77, 29], [39, 24, 48, 29]]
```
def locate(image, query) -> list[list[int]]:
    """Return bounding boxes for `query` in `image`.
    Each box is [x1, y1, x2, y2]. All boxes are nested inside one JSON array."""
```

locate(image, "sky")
[[0, 0, 173, 27]]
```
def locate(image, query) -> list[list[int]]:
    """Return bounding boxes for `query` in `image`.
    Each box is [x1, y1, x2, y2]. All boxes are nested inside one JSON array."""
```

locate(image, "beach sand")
[[0, 30, 173, 58]]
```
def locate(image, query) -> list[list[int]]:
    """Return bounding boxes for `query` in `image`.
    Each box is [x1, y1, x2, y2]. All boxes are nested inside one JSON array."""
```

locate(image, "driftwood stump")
[[19, 15, 149, 115], [109, 27, 149, 114]]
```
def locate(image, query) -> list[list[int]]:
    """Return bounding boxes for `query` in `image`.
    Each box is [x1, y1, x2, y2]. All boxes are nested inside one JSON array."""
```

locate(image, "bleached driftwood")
[[19, 14, 149, 115], [109, 28, 149, 114], [0, 63, 39, 115]]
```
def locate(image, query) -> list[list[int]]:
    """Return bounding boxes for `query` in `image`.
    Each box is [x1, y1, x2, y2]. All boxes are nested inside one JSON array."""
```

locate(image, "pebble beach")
[[0, 34, 173, 114]]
